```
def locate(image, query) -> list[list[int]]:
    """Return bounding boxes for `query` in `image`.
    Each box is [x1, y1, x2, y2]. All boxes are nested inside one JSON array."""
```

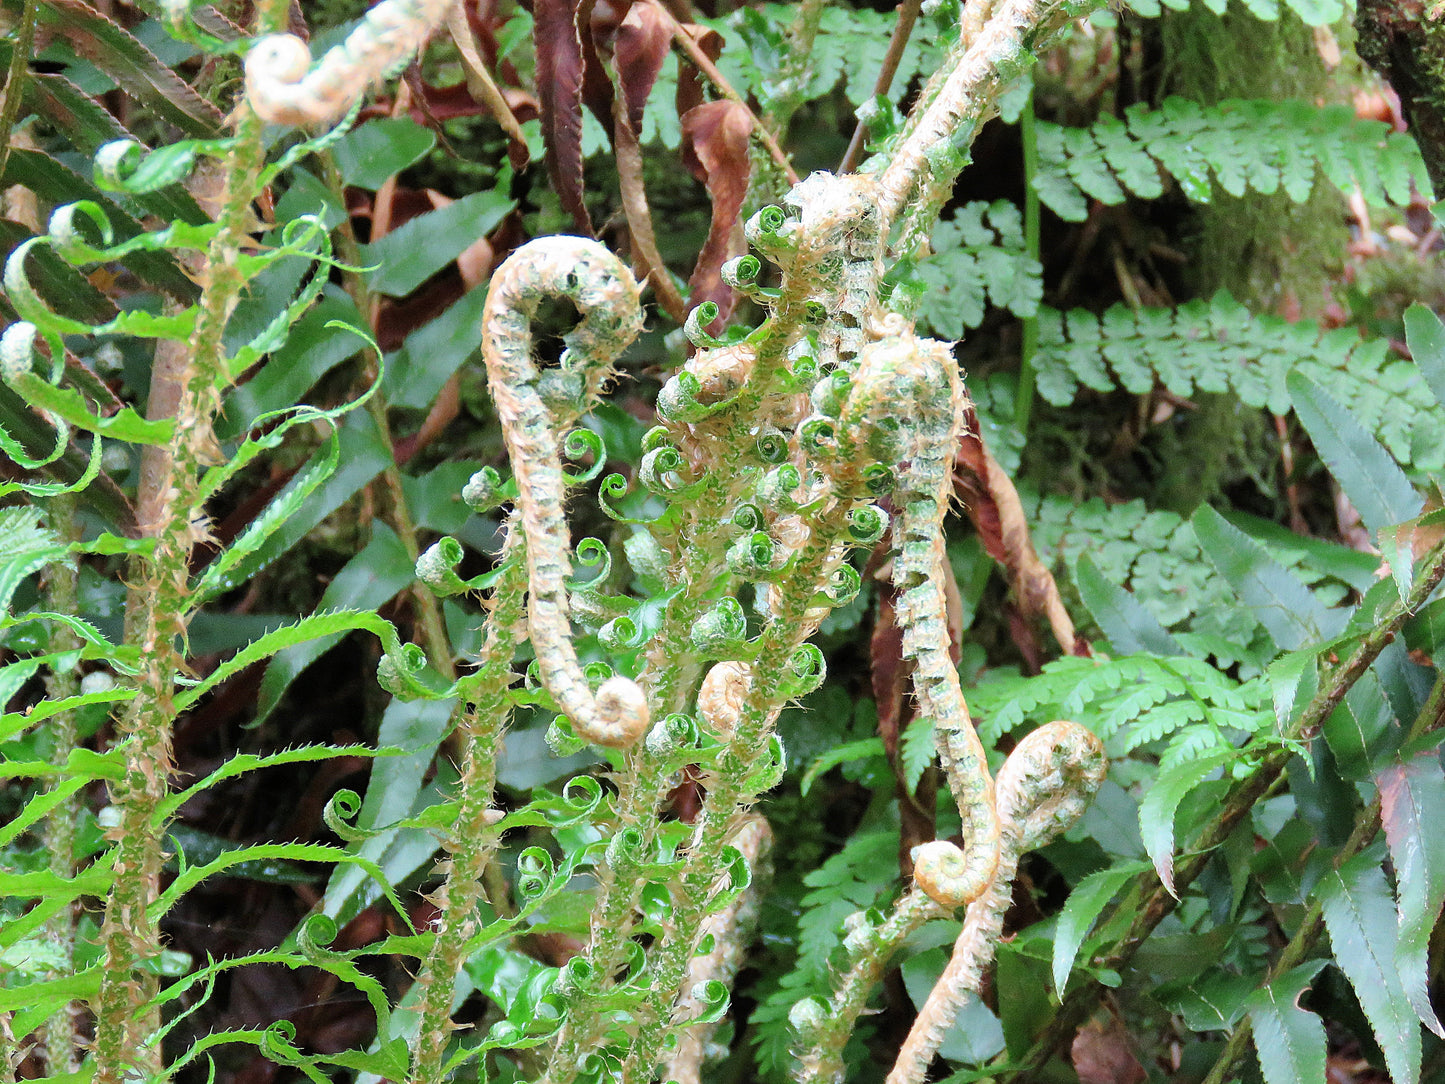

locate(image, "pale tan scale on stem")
[[244, 0, 454, 126], [481, 237, 650, 749], [697, 661, 753, 740]]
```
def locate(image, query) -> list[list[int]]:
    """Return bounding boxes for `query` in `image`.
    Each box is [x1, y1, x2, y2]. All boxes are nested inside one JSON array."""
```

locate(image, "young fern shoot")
[[889, 721, 1106, 1084], [243, 0, 455, 125], [835, 333, 1001, 908], [481, 237, 651, 748]]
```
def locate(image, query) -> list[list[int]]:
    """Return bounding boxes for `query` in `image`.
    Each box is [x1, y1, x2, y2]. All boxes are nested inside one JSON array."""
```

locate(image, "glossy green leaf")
[[1404, 303, 1445, 412], [362, 190, 515, 297], [1157, 970, 1257, 1031], [1075, 553, 1182, 655], [1378, 752, 1445, 1038], [1192, 503, 1340, 651], [332, 118, 437, 190], [1139, 746, 1235, 895], [1052, 861, 1148, 995], [1246, 962, 1328, 1084], [1288, 372, 1420, 536], [1317, 848, 1421, 1084], [1288, 371, 1420, 599], [382, 283, 490, 411]]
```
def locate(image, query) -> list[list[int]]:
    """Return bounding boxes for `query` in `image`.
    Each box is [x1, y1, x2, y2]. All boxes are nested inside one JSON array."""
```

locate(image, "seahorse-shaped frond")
[[838, 333, 1000, 908], [244, 0, 453, 126], [482, 236, 649, 748]]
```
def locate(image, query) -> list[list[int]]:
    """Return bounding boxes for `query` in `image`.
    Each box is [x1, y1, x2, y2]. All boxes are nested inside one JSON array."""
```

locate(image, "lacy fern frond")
[[968, 653, 1270, 756], [914, 200, 1043, 338], [1029, 292, 1445, 472], [1033, 97, 1427, 221], [1125, 0, 1346, 24]]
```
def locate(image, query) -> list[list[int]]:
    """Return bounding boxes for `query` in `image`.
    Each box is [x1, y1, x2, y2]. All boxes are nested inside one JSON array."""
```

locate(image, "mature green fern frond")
[[1030, 293, 1445, 471], [970, 653, 1270, 758], [1034, 97, 1427, 220], [915, 201, 1042, 338], [1125, 0, 1345, 27], [703, 3, 946, 116]]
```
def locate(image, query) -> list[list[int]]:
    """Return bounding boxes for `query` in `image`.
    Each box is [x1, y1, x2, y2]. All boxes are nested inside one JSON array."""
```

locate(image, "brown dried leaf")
[[1071, 1016, 1145, 1084], [577, 0, 616, 136], [614, 2, 671, 133], [681, 99, 752, 330], [444, 0, 529, 161], [534, 0, 593, 234], [955, 410, 1086, 656], [612, 92, 687, 322]]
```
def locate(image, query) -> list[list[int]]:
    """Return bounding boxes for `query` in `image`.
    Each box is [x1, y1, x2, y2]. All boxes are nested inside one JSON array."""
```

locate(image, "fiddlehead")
[[244, 0, 453, 126], [482, 236, 649, 748], [835, 333, 1000, 908], [886, 721, 1105, 1084]]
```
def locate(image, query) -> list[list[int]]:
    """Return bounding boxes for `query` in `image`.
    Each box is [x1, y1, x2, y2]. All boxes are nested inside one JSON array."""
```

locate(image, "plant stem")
[[1197, 668, 1445, 1084], [620, 510, 855, 1082], [92, 4, 287, 1076], [1011, 538, 1445, 1081], [407, 533, 528, 1084], [0, 0, 36, 184], [838, 0, 923, 174], [41, 495, 81, 1077], [318, 152, 456, 683]]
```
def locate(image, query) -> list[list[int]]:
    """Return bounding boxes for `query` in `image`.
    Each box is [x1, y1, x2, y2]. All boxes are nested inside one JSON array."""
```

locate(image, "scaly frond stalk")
[[92, 4, 289, 1077]]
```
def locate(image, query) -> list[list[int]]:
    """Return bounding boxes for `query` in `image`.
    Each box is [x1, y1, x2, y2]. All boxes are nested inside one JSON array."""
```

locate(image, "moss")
[[1158, 6, 1352, 318]]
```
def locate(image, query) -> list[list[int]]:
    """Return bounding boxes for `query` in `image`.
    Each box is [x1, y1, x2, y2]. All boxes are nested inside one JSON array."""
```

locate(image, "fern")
[[1029, 293, 1445, 472], [749, 828, 898, 1080], [968, 653, 1272, 760], [914, 201, 1042, 338], [704, 3, 947, 118], [1033, 97, 1427, 221], [1125, 0, 1346, 29]]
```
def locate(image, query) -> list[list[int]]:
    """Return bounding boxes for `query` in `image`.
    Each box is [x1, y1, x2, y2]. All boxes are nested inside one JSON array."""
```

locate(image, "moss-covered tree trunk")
[[1356, 0, 1445, 200]]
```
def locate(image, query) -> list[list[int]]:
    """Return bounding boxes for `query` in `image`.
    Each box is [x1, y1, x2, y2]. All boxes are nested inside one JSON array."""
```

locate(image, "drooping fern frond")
[[1125, 0, 1345, 28], [1029, 292, 1445, 472], [1033, 97, 1428, 221]]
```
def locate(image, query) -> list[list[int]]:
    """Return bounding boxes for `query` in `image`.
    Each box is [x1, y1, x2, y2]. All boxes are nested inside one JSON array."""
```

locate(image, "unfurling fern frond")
[[748, 829, 898, 1080], [1029, 292, 1445, 472], [1033, 97, 1427, 221]]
